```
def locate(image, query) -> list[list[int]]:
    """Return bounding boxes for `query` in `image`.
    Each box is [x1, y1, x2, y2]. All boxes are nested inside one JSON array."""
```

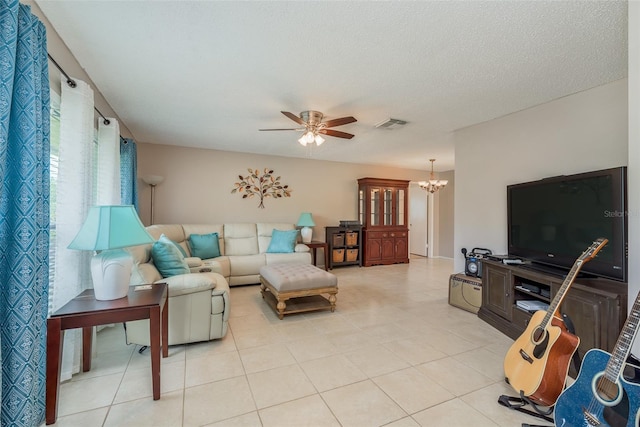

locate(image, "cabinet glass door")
[[371, 189, 380, 226], [383, 189, 393, 225], [396, 189, 405, 225]]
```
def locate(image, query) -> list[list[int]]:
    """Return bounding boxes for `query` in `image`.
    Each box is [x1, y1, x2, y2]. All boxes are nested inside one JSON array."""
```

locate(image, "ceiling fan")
[[259, 111, 357, 146]]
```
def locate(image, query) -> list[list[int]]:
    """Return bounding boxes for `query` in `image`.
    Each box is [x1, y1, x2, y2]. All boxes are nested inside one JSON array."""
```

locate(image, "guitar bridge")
[[581, 406, 600, 426], [519, 349, 533, 364]]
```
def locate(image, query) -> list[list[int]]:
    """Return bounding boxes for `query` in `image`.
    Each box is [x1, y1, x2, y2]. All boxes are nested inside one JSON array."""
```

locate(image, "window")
[[48, 90, 99, 313], [48, 91, 60, 313]]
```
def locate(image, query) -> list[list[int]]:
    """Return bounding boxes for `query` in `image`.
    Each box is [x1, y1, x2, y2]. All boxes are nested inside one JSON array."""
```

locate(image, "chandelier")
[[418, 159, 448, 193]]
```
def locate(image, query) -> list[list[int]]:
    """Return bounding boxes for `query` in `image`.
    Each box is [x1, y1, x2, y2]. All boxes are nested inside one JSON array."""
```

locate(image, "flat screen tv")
[[507, 166, 627, 282]]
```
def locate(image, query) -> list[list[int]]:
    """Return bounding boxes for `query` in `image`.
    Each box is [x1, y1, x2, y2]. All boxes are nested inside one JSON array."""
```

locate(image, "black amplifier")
[[461, 247, 492, 278]]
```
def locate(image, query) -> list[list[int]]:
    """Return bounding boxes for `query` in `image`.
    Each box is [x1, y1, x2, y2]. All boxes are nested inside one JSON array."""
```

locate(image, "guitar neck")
[[540, 260, 583, 328], [605, 292, 640, 382]]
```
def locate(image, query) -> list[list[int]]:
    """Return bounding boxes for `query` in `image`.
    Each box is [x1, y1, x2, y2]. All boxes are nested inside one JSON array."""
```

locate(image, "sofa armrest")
[[295, 243, 310, 253], [156, 273, 216, 297], [185, 256, 203, 268], [210, 276, 230, 321], [190, 259, 224, 276]]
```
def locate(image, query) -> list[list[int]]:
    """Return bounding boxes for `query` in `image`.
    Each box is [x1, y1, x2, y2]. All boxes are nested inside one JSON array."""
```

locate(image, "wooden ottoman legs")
[[276, 300, 287, 320], [260, 281, 288, 319], [260, 277, 338, 319]]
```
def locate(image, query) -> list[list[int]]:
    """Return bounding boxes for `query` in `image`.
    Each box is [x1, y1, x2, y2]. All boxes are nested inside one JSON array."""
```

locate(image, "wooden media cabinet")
[[478, 260, 627, 368]]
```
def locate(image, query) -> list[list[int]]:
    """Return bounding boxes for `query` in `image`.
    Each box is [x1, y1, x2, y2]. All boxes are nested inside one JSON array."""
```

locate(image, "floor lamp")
[[142, 175, 164, 224]]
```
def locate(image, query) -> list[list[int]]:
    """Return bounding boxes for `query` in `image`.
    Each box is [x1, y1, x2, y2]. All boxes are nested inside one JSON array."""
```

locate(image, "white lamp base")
[[300, 226, 313, 244], [91, 249, 133, 300]]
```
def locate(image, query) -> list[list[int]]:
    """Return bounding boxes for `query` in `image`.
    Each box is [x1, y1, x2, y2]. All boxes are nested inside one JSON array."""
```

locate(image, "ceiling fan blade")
[[322, 116, 357, 128], [318, 129, 355, 139], [259, 128, 304, 131], [281, 111, 306, 126]]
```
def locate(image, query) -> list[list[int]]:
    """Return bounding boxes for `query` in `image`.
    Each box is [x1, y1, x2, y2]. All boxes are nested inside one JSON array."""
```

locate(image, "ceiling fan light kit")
[[261, 110, 357, 146], [298, 131, 325, 146]]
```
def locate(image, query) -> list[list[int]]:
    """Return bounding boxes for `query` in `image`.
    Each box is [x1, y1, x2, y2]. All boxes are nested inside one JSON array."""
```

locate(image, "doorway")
[[409, 183, 430, 257]]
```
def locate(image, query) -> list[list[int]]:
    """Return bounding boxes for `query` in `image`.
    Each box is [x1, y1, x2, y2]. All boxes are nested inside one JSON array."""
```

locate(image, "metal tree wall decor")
[[231, 168, 292, 208]]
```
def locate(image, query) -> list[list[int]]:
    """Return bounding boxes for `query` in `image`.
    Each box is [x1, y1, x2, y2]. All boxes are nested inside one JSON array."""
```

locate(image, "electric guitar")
[[554, 289, 640, 427], [503, 238, 608, 406]]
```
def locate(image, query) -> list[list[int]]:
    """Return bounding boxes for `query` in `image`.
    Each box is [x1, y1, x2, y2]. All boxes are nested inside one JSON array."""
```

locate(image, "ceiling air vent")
[[375, 118, 408, 129]]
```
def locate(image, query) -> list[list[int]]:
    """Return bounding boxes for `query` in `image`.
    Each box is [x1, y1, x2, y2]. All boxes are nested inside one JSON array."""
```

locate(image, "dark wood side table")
[[306, 241, 329, 270], [46, 283, 168, 425]]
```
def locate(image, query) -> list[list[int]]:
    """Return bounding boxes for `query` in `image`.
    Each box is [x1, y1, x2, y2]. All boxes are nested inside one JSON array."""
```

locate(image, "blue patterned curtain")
[[120, 137, 138, 210], [0, 1, 50, 426]]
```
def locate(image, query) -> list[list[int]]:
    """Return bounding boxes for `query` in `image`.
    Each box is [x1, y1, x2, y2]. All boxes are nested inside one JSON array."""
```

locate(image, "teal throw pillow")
[[151, 238, 190, 278], [266, 229, 298, 253], [188, 232, 221, 259], [159, 234, 187, 257]]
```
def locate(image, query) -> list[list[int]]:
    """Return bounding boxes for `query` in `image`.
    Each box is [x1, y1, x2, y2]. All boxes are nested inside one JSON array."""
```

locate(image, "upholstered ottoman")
[[259, 264, 338, 319]]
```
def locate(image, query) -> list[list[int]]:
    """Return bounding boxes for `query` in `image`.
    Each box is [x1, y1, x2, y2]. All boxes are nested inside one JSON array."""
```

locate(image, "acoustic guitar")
[[503, 238, 608, 407], [554, 289, 640, 427]]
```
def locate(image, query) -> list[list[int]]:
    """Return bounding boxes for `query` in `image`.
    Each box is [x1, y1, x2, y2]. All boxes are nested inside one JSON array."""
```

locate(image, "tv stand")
[[478, 260, 627, 374], [518, 262, 598, 280], [517, 262, 568, 278]]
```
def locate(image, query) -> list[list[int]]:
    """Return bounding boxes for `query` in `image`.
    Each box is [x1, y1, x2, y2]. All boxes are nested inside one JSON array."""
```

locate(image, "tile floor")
[[49, 256, 542, 426]]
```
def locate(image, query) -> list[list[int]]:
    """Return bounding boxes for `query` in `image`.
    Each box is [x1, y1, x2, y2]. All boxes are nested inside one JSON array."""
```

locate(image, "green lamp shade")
[[296, 212, 315, 227], [68, 205, 154, 251]]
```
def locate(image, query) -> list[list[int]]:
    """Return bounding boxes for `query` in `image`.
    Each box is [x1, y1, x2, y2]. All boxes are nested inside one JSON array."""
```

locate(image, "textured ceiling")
[[35, 1, 628, 172]]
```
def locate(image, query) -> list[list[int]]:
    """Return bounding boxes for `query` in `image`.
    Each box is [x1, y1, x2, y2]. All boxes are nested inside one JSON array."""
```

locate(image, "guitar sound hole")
[[596, 377, 620, 402], [532, 326, 546, 345], [533, 329, 549, 359]]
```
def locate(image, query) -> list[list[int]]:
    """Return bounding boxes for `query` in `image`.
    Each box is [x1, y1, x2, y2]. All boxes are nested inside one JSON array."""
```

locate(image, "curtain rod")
[[47, 53, 111, 125]]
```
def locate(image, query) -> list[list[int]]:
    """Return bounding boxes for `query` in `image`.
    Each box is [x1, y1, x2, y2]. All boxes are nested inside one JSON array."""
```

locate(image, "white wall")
[[137, 144, 456, 259], [453, 79, 628, 273], [438, 169, 455, 258]]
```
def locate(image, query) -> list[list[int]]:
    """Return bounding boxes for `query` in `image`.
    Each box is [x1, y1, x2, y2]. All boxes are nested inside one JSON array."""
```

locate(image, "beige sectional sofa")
[[124, 223, 311, 347]]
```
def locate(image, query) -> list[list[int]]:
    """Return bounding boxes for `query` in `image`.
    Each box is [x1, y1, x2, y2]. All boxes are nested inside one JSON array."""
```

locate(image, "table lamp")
[[297, 212, 315, 244], [68, 205, 155, 300]]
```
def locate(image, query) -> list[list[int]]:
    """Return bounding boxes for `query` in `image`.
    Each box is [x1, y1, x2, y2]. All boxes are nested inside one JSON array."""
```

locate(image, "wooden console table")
[[46, 283, 168, 425]]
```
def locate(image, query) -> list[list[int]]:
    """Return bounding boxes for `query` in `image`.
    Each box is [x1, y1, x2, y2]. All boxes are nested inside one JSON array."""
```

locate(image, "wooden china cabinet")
[[358, 178, 410, 266]]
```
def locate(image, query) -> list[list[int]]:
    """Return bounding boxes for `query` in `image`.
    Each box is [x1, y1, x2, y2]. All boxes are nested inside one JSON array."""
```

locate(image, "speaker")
[[449, 273, 482, 313], [465, 257, 482, 278], [462, 247, 492, 278]]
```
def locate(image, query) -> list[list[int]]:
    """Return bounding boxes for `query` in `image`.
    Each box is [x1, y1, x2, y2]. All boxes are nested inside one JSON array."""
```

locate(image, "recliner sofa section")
[[124, 223, 310, 347]]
